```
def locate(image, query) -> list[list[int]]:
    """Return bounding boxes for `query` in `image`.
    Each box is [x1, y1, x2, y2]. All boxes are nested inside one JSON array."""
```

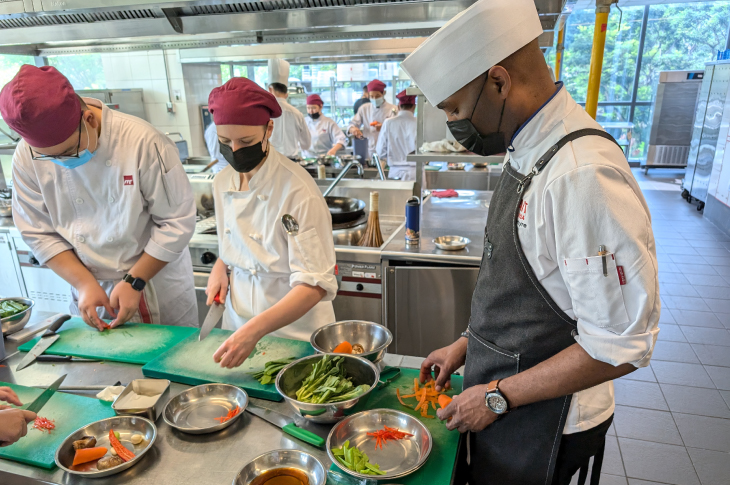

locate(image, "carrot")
[[72, 447, 108, 466], [109, 430, 135, 462], [438, 395, 453, 409], [416, 388, 428, 411], [396, 388, 407, 406], [332, 341, 353, 354], [413, 378, 419, 393]]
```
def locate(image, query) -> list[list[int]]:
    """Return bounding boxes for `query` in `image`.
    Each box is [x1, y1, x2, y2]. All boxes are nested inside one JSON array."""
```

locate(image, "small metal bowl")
[[433, 235, 471, 251], [55, 416, 156, 478], [0, 297, 34, 335], [113, 379, 171, 422], [310, 320, 393, 366], [163, 383, 248, 434], [276, 354, 380, 424], [327, 409, 432, 480], [232, 449, 326, 485]]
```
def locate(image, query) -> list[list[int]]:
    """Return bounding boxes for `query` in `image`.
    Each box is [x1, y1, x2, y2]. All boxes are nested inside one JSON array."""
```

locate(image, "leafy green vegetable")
[[332, 440, 386, 476], [294, 355, 370, 404], [248, 357, 296, 385], [0, 300, 28, 319]]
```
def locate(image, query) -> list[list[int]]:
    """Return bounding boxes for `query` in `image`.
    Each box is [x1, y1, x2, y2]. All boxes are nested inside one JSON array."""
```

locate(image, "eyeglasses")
[[28, 117, 83, 161]]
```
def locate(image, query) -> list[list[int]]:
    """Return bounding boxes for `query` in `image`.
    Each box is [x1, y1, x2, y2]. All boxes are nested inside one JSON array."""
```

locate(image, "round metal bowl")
[[310, 320, 393, 365], [0, 297, 34, 335], [433, 235, 471, 251], [55, 416, 157, 478], [232, 449, 326, 485], [163, 383, 248, 435], [327, 409, 432, 480], [275, 354, 380, 424]]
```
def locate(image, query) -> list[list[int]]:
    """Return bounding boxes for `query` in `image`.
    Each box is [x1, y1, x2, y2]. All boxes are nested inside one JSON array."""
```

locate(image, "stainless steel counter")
[[0, 216, 14, 232], [0, 312, 417, 485], [382, 190, 492, 265]]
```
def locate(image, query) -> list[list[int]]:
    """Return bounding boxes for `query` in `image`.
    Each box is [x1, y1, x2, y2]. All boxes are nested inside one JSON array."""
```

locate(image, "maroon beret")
[[367, 79, 386, 93], [208, 77, 282, 126]]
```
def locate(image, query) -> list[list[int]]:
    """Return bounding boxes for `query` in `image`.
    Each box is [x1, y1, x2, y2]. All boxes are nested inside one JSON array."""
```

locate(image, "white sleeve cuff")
[[34, 239, 75, 266], [144, 237, 183, 263], [290, 273, 338, 302], [575, 321, 660, 368]]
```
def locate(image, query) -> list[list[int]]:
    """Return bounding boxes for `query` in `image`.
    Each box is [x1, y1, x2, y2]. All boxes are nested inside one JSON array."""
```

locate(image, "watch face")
[[487, 393, 508, 414]]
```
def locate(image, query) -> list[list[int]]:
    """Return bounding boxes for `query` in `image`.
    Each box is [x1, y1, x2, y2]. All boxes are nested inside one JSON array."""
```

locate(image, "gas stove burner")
[[332, 213, 368, 231]]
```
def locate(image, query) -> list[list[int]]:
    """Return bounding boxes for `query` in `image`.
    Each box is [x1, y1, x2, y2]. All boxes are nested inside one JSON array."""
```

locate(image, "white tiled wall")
[[99, 50, 193, 154]]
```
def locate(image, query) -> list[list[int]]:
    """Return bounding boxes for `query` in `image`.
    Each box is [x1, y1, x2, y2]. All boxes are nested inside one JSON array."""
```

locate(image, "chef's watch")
[[122, 273, 146, 291], [485, 379, 509, 415]]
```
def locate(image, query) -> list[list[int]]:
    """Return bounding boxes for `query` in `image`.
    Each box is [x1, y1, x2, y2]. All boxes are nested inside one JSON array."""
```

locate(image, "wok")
[[326, 196, 366, 224]]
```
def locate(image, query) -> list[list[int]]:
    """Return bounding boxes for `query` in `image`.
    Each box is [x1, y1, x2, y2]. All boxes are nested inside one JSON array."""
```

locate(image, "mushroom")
[[97, 455, 124, 470], [72, 436, 97, 450]]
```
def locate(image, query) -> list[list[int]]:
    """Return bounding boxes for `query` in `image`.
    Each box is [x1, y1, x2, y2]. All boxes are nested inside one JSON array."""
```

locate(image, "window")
[[47, 54, 106, 90]]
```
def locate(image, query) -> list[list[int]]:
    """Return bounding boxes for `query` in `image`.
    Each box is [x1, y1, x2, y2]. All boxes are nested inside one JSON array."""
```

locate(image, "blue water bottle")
[[405, 196, 420, 245]]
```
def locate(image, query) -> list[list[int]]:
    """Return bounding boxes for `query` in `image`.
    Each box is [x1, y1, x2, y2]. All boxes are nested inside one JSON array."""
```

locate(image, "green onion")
[[332, 441, 386, 476]]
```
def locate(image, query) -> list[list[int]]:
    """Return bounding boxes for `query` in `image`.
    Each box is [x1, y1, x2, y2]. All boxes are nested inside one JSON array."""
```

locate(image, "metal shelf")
[[408, 152, 504, 165]]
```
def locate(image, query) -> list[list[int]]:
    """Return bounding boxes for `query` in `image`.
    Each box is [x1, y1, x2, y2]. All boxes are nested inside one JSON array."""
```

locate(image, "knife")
[[16, 314, 71, 371], [246, 403, 325, 448], [24, 374, 67, 414], [199, 294, 224, 341], [36, 355, 99, 363]]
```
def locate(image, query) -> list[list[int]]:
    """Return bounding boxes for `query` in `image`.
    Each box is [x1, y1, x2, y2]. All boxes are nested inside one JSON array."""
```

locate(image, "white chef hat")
[[401, 0, 543, 106], [267, 58, 290, 86]]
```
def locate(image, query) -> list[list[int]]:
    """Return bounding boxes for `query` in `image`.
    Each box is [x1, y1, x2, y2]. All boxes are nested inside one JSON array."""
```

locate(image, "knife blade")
[[199, 294, 224, 341], [246, 403, 325, 448], [24, 374, 67, 414], [16, 314, 71, 371], [35, 355, 100, 363]]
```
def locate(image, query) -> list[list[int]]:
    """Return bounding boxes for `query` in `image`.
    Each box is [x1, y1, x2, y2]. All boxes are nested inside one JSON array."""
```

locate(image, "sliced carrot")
[[73, 447, 108, 466], [438, 394, 453, 409], [400, 393, 417, 398], [415, 388, 428, 411], [396, 388, 407, 406], [332, 341, 353, 354], [413, 378, 419, 393]]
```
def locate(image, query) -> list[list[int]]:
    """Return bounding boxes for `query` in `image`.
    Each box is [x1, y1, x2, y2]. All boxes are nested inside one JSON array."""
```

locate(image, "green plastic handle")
[[282, 422, 325, 448]]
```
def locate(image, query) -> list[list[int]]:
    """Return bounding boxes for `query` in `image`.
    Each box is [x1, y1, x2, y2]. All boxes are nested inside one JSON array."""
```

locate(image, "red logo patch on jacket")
[[518, 201, 528, 221], [123, 175, 134, 186]]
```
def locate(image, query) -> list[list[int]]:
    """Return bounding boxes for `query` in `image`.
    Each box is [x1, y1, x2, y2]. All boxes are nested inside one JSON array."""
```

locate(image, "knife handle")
[[213, 294, 222, 305], [36, 355, 72, 362], [282, 423, 325, 448], [42, 315, 71, 337]]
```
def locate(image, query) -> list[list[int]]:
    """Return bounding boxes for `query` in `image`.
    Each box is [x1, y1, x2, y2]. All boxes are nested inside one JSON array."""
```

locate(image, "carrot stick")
[[414, 378, 419, 393], [396, 388, 407, 406], [72, 447, 108, 466], [415, 388, 427, 411]]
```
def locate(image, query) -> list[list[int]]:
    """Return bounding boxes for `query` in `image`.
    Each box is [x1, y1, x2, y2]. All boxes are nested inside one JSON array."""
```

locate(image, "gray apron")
[[463, 129, 619, 484]]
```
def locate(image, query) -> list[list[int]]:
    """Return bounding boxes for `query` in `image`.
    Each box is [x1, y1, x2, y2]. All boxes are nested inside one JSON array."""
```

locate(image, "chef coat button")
[[105, 160, 112, 167], [250, 268, 257, 275], [107, 236, 114, 242], [108, 196, 115, 203], [78, 236, 85, 243], [75, 198, 84, 204], [224, 227, 231, 234], [257, 194, 267, 201]]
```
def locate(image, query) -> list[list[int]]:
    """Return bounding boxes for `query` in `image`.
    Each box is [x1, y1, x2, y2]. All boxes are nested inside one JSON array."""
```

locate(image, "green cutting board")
[[141, 329, 315, 401], [0, 381, 116, 469], [335, 368, 463, 485], [18, 318, 198, 365]]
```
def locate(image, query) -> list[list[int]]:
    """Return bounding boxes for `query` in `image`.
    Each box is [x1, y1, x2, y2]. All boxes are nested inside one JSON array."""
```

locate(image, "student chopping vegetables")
[[205, 77, 338, 369]]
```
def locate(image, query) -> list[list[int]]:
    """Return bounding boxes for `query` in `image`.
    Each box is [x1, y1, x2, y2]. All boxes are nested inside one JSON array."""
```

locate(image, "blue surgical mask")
[[51, 121, 97, 169], [373, 97, 385, 108]]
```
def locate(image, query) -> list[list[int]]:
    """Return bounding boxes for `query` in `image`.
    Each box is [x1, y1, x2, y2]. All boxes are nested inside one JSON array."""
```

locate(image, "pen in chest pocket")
[[598, 245, 608, 277]]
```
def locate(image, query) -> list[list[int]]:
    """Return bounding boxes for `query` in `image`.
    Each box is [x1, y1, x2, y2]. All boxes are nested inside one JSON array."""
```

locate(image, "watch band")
[[486, 379, 502, 393]]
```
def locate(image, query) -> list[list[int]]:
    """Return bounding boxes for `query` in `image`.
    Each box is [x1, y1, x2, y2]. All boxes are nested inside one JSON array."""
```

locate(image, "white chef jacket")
[[11, 98, 198, 327], [203, 122, 229, 173], [269, 97, 311, 159], [349, 101, 397, 158], [302, 114, 347, 158], [505, 83, 660, 433], [212, 148, 338, 341], [376, 110, 417, 180]]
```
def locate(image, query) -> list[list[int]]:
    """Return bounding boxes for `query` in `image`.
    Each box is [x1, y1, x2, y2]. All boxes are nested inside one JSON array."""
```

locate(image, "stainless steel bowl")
[[0, 297, 34, 335], [55, 416, 157, 478], [310, 320, 393, 365], [232, 449, 326, 485], [327, 409, 432, 480], [163, 383, 248, 434], [433, 235, 471, 251], [276, 354, 380, 424]]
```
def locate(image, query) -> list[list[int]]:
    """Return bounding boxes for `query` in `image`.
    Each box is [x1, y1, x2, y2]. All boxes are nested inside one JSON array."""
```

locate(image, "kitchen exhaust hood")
[[0, 0, 564, 55]]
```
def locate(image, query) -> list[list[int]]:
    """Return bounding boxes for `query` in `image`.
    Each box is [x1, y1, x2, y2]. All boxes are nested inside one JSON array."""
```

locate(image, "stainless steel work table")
[[381, 190, 493, 265], [0, 317, 419, 485]]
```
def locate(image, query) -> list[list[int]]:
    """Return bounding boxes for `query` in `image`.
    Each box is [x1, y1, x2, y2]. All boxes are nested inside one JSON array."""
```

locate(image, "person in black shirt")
[[352, 84, 370, 116]]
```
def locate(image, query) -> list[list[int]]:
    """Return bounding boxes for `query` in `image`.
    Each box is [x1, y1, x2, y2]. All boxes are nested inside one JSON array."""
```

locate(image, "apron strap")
[[516, 128, 621, 194]]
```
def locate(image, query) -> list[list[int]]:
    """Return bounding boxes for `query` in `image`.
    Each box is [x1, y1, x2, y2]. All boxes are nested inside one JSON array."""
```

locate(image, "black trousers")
[[551, 414, 614, 485]]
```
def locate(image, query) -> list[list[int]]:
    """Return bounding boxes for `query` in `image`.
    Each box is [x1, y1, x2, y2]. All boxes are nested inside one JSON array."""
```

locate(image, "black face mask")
[[309, 112, 320, 120], [446, 72, 507, 156], [220, 140, 268, 173]]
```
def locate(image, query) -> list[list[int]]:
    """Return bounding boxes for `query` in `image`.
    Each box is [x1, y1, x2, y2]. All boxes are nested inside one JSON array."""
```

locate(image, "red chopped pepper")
[[213, 406, 241, 424], [109, 429, 136, 462], [32, 416, 55, 433], [367, 426, 414, 449]]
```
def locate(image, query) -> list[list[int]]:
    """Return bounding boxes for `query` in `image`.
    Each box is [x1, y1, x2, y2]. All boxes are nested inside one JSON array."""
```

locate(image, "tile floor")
[[569, 169, 730, 485]]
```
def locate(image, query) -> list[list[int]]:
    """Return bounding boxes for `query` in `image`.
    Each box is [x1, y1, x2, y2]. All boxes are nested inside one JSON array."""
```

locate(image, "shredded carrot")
[[32, 416, 55, 434], [400, 393, 417, 398], [214, 406, 241, 424], [413, 378, 419, 393], [395, 378, 455, 422], [367, 426, 414, 449], [416, 388, 428, 410], [396, 388, 407, 406]]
